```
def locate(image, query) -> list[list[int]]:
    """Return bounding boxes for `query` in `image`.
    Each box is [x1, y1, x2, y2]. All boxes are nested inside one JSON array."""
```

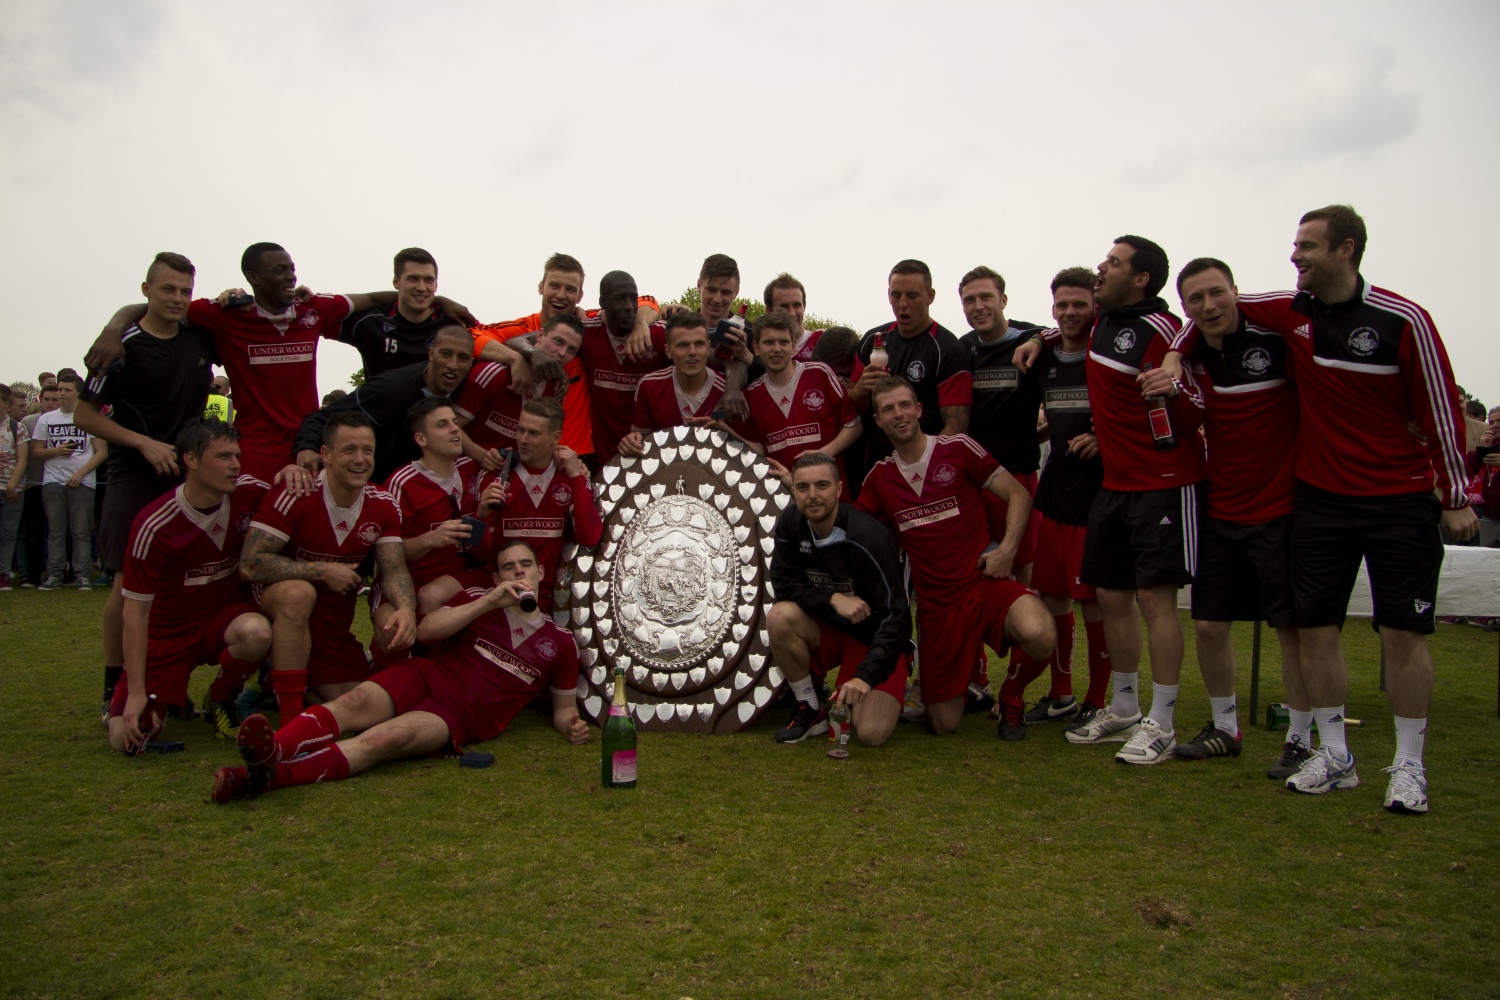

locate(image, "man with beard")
[[290, 326, 477, 485]]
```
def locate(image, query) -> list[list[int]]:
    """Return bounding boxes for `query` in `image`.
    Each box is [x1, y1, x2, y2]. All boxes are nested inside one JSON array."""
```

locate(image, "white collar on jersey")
[[892, 435, 937, 495], [673, 371, 716, 417], [322, 480, 366, 546], [504, 606, 545, 644], [515, 461, 557, 508], [414, 460, 463, 498], [173, 485, 232, 550]]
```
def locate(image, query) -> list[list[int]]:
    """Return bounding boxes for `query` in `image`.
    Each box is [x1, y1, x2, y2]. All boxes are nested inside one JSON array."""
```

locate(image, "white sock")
[[1110, 671, 1140, 717], [1287, 708, 1314, 746], [1147, 683, 1178, 731], [1313, 706, 1348, 757], [1209, 695, 1238, 735], [1393, 716, 1427, 767], [789, 675, 819, 708]]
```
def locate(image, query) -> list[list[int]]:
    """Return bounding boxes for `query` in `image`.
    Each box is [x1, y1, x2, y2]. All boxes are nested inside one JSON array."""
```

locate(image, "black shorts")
[[1290, 482, 1442, 633], [1190, 515, 1294, 627], [98, 476, 179, 572], [1081, 483, 1203, 590]]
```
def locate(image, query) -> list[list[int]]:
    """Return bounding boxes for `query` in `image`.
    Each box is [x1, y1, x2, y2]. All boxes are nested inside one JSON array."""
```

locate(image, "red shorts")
[[371, 657, 531, 746], [917, 578, 1032, 704], [308, 626, 373, 688], [811, 621, 909, 702], [109, 602, 257, 715], [981, 470, 1038, 570], [1031, 514, 1096, 601], [236, 442, 293, 487]]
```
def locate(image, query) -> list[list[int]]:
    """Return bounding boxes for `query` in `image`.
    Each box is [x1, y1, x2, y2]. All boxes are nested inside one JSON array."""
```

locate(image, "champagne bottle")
[[869, 332, 888, 370], [601, 666, 637, 789], [1141, 362, 1177, 451]]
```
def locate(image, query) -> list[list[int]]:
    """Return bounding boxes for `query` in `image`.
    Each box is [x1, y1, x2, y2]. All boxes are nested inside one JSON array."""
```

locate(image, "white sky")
[[4, 0, 1498, 410]]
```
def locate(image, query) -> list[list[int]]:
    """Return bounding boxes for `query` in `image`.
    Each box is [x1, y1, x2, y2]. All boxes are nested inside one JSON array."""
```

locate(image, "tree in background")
[[672, 289, 848, 331]]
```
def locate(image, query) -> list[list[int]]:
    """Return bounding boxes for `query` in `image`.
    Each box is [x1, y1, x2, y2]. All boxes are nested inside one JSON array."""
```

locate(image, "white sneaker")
[[1382, 760, 1429, 814], [1286, 745, 1359, 794], [1114, 717, 1177, 765], [1064, 707, 1141, 744]]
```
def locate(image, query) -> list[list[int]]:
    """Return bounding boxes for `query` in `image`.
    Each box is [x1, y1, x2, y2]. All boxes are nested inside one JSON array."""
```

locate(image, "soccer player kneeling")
[[109, 420, 272, 752], [767, 453, 911, 747], [212, 541, 588, 802]]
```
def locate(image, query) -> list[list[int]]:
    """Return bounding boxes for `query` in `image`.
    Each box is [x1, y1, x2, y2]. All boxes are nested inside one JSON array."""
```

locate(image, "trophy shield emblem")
[[554, 426, 789, 732]]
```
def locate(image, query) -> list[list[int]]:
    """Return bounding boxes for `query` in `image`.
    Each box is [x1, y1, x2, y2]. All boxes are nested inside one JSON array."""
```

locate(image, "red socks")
[[271, 669, 309, 717], [999, 648, 1049, 706], [272, 743, 350, 788], [274, 704, 341, 761], [208, 651, 262, 703], [969, 655, 990, 690], [1047, 611, 1076, 700], [1083, 617, 1112, 709]]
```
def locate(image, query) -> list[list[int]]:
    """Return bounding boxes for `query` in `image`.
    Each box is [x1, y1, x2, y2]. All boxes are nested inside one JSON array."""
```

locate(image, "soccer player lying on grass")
[[109, 419, 272, 753], [239, 411, 416, 720], [213, 541, 588, 802]]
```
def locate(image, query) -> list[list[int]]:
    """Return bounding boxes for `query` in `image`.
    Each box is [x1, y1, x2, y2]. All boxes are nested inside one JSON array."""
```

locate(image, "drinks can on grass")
[[1266, 703, 1290, 731]]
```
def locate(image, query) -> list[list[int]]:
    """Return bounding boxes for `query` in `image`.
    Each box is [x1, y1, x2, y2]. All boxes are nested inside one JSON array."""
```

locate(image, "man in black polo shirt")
[[846, 259, 972, 503], [956, 265, 1045, 716], [340, 248, 453, 378], [75, 252, 218, 722]]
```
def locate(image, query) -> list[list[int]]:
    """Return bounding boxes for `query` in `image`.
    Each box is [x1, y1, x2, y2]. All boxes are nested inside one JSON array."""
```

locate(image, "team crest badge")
[[534, 638, 558, 660], [298, 310, 320, 328], [930, 464, 957, 486], [905, 360, 926, 382], [238, 514, 252, 533], [1242, 347, 1272, 375], [1113, 328, 1136, 353], [552, 485, 572, 505], [357, 522, 381, 544], [1348, 327, 1380, 357], [804, 390, 826, 411]]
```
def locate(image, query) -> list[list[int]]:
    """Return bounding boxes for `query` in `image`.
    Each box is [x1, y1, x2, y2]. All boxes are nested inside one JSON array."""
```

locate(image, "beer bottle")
[[869, 333, 888, 370], [601, 666, 637, 789], [1141, 362, 1177, 451], [827, 700, 851, 759]]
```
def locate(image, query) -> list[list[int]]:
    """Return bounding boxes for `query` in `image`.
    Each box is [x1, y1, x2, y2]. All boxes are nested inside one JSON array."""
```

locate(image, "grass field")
[[2, 589, 1498, 999]]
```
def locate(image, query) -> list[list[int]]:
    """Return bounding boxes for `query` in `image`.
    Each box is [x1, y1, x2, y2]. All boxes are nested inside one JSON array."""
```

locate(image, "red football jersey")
[[792, 328, 826, 363], [499, 462, 603, 605], [1185, 320, 1299, 523], [578, 316, 669, 457], [855, 434, 1000, 605], [451, 360, 564, 453], [122, 476, 270, 638], [442, 586, 580, 698], [1225, 283, 1470, 508], [187, 295, 351, 459], [731, 362, 858, 466], [383, 458, 499, 586], [250, 479, 403, 627], [632, 368, 726, 433], [1086, 304, 1207, 492]]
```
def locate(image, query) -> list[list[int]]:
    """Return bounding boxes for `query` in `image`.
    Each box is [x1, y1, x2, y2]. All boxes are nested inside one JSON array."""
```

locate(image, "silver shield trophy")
[[555, 425, 789, 732]]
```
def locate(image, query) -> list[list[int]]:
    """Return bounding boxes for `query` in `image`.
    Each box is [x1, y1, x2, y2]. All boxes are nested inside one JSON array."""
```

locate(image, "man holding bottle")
[[213, 540, 587, 803]]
